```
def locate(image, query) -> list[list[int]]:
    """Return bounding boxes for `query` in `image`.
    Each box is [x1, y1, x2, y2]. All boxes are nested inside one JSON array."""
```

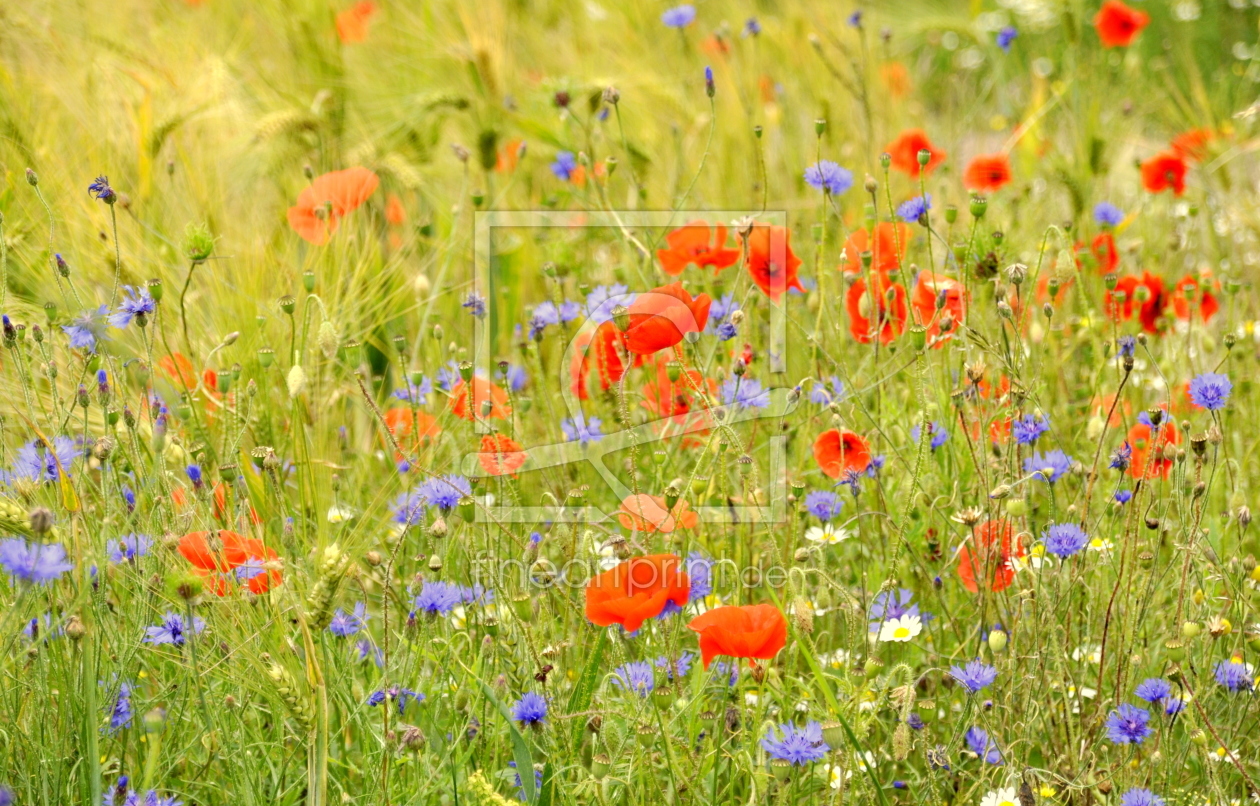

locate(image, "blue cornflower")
[[550, 151, 578, 181], [462, 292, 487, 318], [804, 160, 854, 195], [107, 534, 152, 564], [416, 474, 472, 512], [1114, 489, 1133, 504], [810, 376, 845, 406], [435, 361, 461, 391], [743, 17, 761, 36], [1104, 703, 1153, 744], [392, 376, 433, 404], [585, 284, 633, 323], [1164, 698, 1185, 715], [709, 293, 740, 323], [0, 786, 11, 806], [528, 302, 562, 339], [847, 10, 862, 27], [328, 602, 368, 636], [561, 414, 603, 445], [704, 66, 714, 97], [1042, 523, 1089, 558], [1117, 335, 1136, 357], [1109, 442, 1133, 471], [411, 581, 464, 617], [366, 685, 423, 715], [109, 286, 155, 328], [906, 712, 925, 730], [391, 490, 427, 527], [687, 552, 713, 600], [1188, 372, 1232, 411], [63, 305, 110, 351], [716, 322, 738, 340], [459, 584, 493, 604], [911, 421, 949, 451], [0, 539, 74, 584], [1095, 202, 1125, 227], [513, 692, 548, 726], [88, 175, 117, 204], [656, 651, 695, 681], [1011, 414, 1050, 446], [964, 726, 1003, 764], [108, 682, 134, 733], [720, 376, 770, 410], [1120, 788, 1165, 806], [996, 26, 1017, 51], [1134, 678, 1171, 703], [950, 660, 997, 694], [508, 762, 542, 801], [897, 194, 932, 222], [761, 721, 829, 766], [612, 661, 655, 697], [1214, 658, 1254, 692], [804, 490, 844, 521], [185, 464, 204, 490], [868, 589, 919, 632], [661, 4, 695, 27], [1024, 449, 1072, 483], [143, 612, 205, 646], [1, 436, 81, 485], [497, 364, 528, 392], [122, 486, 137, 512]]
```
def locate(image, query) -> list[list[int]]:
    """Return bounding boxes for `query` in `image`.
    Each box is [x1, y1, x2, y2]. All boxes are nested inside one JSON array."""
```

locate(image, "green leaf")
[[537, 761, 555, 806], [565, 628, 608, 754]]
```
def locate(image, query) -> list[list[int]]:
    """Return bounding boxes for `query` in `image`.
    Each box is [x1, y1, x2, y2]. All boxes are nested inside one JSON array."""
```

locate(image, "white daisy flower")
[[878, 614, 922, 643], [805, 523, 852, 545], [981, 787, 1020, 806]]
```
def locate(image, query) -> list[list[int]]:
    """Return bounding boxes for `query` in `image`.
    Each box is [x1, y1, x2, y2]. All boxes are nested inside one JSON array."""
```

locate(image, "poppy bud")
[[664, 485, 680, 510], [909, 324, 927, 350], [430, 516, 448, 537], [944, 205, 957, 224], [1182, 621, 1202, 639], [1005, 499, 1028, 517], [591, 754, 611, 780], [970, 196, 987, 218], [611, 305, 630, 332], [988, 629, 1008, 652], [864, 175, 877, 194], [1164, 639, 1185, 661], [602, 86, 620, 105], [258, 347, 275, 367]]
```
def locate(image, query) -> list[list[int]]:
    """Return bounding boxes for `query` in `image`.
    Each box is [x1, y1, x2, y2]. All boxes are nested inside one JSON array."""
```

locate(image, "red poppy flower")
[[910, 271, 967, 347], [687, 604, 788, 668], [287, 167, 380, 245], [1140, 152, 1187, 196], [845, 273, 909, 344], [963, 153, 1013, 193], [1076, 232, 1119, 274], [740, 224, 804, 301], [1094, 0, 1149, 47], [841, 223, 911, 275], [641, 356, 714, 419], [814, 429, 872, 479], [956, 519, 1025, 593], [449, 377, 512, 421], [477, 433, 528, 476], [159, 352, 199, 390], [382, 407, 442, 459], [385, 194, 406, 226], [886, 129, 947, 177], [622, 283, 712, 355], [585, 554, 690, 633], [213, 482, 261, 525], [1170, 274, 1219, 323], [880, 62, 911, 98], [1107, 272, 1166, 334], [617, 494, 700, 534], [1090, 392, 1131, 428], [1126, 417, 1180, 480], [656, 221, 741, 276], [1171, 129, 1212, 163], [496, 138, 526, 173], [178, 530, 283, 595], [336, 1, 377, 44], [569, 323, 647, 400]]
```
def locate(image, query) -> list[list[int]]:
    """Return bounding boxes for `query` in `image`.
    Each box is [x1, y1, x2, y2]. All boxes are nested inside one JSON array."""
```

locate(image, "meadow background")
[[0, 0, 1259, 804]]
